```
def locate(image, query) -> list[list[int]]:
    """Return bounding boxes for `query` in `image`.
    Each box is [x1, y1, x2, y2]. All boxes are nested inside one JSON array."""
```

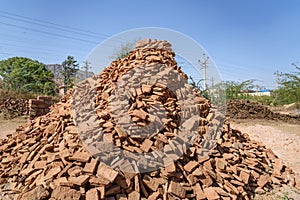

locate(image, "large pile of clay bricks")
[[0, 39, 299, 200]]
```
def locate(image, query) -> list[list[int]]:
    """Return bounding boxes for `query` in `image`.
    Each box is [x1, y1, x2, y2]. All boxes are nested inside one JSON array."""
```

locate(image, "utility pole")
[[198, 53, 209, 90], [83, 61, 91, 80]]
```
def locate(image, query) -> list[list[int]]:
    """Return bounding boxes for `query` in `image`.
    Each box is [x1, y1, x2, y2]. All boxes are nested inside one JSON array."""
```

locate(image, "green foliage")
[[61, 56, 79, 93], [190, 63, 300, 107], [110, 41, 136, 60], [273, 63, 300, 105], [0, 57, 57, 95], [277, 192, 290, 200], [189, 76, 210, 100], [247, 95, 275, 105], [213, 80, 255, 101]]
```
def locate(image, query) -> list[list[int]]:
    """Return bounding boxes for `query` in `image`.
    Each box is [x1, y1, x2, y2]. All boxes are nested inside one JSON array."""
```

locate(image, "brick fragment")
[[86, 188, 100, 200], [83, 158, 98, 174], [140, 139, 153, 152], [97, 162, 119, 182], [193, 183, 206, 200], [184, 161, 199, 172], [34, 160, 47, 169], [148, 191, 160, 200], [143, 177, 159, 192], [129, 109, 148, 120], [21, 185, 49, 200], [51, 186, 81, 200], [128, 190, 140, 200], [141, 84, 152, 93], [168, 181, 186, 198], [69, 151, 91, 162], [203, 187, 220, 200], [20, 152, 30, 163], [215, 158, 226, 170], [89, 176, 110, 186], [165, 161, 176, 173], [257, 174, 269, 188], [44, 166, 61, 181], [69, 175, 89, 186], [273, 158, 283, 174], [240, 170, 250, 184]]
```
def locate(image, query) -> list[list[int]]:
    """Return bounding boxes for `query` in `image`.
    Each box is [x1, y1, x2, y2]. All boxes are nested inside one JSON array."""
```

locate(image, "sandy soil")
[[0, 116, 27, 138]]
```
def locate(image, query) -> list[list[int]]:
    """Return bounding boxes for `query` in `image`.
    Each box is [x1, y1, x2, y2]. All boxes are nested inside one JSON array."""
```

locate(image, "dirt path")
[[0, 116, 27, 138]]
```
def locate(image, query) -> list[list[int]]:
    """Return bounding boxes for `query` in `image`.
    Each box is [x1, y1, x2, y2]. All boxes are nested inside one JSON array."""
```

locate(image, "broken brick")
[[97, 162, 119, 182], [86, 188, 100, 200], [203, 187, 220, 200], [184, 161, 199, 172], [168, 181, 186, 198], [69, 151, 91, 163], [140, 139, 153, 152]]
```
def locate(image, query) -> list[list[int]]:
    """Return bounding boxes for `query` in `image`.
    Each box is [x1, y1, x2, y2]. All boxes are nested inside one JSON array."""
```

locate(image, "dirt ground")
[[0, 116, 27, 138], [230, 119, 300, 200]]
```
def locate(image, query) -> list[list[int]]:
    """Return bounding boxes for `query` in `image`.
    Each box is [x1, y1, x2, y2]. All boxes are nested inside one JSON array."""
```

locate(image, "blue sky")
[[1, 0, 300, 89]]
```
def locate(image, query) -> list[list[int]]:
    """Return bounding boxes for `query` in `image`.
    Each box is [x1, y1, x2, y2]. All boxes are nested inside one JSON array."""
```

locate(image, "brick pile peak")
[[0, 39, 299, 200]]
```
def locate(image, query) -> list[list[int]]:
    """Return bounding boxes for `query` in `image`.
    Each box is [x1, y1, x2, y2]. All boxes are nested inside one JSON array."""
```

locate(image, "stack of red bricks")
[[28, 96, 52, 120], [0, 39, 299, 200]]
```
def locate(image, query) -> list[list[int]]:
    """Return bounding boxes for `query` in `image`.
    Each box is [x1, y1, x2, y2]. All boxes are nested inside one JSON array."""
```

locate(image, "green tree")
[[274, 63, 300, 105], [61, 56, 79, 93], [214, 80, 255, 100], [0, 57, 57, 95]]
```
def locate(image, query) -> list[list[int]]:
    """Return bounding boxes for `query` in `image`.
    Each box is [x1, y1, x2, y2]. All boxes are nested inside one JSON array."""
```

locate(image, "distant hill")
[[46, 64, 94, 85]]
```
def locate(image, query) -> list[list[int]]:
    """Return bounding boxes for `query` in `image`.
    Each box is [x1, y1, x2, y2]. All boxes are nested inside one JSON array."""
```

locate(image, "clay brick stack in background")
[[0, 96, 52, 120], [226, 100, 300, 124], [0, 98, 29, 119], [28, 96, 52, 120], [0, 39, 299, 200]]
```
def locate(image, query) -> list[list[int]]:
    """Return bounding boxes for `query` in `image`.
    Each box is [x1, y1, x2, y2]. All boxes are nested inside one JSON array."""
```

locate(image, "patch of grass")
[[277, 192, 290, 200]]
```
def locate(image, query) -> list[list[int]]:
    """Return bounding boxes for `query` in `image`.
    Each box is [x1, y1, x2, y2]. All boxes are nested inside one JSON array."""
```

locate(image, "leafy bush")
[[0, 57, 57, 95]]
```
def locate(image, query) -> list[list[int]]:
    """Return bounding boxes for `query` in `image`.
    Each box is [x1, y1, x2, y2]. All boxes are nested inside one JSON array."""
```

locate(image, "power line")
[[0, 14, 102, 39], [0, 10, 127, 43], [0, 21, 99, 44], [0, 33, 94, 54], [0, 11, 110, 38]]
